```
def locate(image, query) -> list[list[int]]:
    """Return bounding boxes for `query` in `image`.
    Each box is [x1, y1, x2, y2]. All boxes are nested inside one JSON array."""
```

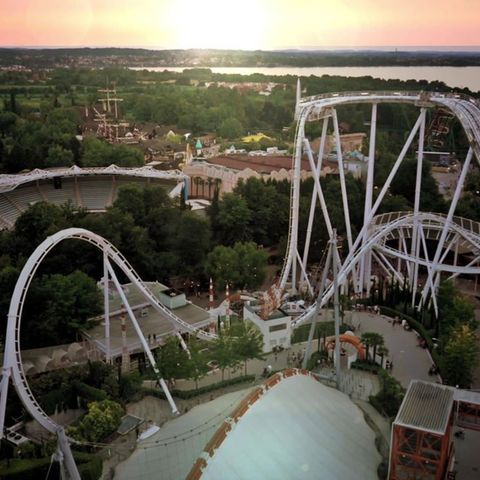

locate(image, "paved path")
[[352, 311, 438, 388]]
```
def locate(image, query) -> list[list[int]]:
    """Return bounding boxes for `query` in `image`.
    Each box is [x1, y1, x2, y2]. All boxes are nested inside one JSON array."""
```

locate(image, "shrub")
[[351, 360, 381, 374], [73, 381, 108, 403], [143, 375, 256, 400], [369, 370, 405, 418]]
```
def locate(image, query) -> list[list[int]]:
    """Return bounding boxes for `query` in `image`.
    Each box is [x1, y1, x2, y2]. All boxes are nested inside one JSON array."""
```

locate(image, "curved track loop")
[[299, 91, 480, 160], [2, 228, 217, 436], [281, 90, 480, 327], [291, 212, 480, 329]]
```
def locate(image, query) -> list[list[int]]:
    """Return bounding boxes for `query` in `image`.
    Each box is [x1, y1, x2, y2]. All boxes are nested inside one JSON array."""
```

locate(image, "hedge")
[[350, 360, 381, 374], [75, 453, 103, 480], [0, 452, 101, 480], [143, 375, 256, 400], [73, 381, 108, 403]]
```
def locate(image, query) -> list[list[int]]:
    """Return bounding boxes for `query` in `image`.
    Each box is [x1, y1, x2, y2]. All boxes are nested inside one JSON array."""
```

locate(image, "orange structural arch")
[[325, 334, 366, 360]]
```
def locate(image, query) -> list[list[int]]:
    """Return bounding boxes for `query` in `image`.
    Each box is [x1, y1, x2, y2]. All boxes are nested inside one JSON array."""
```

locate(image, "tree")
[[215, 193, 251, 245], [370, 370, 405, 417], [45, 144, 74, 168], [440, 324, 479, 388], [231, 322, 265, 375], [360, 332, 384, 364], [13, 202, 66, 255], [206, 242, 268, 291], [22, 270, 102, 348], [218, 118, 244, 139], [437, 280, 476, 335], [209, 328, 240, 381], [174, 212, 211, 277], [377, 345, 389, 369], [156, 336, 190, 380], [0, 112, 18, 138], [184, 337, 209, 390], [69, 400, 124, 443]]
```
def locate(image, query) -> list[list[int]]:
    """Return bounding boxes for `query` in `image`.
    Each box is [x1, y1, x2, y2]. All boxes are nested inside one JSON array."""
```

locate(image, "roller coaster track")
[[0, 228, 219, 479]]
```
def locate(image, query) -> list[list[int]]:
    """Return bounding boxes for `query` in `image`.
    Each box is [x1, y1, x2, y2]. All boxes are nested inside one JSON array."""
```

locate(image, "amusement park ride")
[[2, 89, 480, 478]]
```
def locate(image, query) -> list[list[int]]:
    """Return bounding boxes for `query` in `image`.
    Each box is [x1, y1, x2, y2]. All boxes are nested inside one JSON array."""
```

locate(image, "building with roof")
[[389, 380, 480, 480], [81, 281, 211, 363], [243, 302, 292, 353], [184, 155, 338, 199]]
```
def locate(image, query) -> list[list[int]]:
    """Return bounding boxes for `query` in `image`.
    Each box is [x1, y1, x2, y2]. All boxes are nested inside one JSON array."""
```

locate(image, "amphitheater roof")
[[0, 164, 186, 193], [197, 373, 381, 480]]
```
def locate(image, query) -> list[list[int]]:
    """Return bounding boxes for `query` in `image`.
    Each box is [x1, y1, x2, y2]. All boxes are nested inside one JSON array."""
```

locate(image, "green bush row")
[[0, 452, 101, 480], [350, 360, 381, 374], [143, 374, 256, 400], [76, 453, 103, 480], [73, 381, 108, 403]]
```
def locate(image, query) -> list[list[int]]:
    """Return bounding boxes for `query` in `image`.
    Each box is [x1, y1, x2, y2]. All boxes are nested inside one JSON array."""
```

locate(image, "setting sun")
[[165, 0, 267, 50]]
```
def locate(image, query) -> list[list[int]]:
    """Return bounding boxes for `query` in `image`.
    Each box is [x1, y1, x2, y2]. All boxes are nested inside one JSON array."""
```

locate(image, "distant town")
[[1, 47, 480, 70]]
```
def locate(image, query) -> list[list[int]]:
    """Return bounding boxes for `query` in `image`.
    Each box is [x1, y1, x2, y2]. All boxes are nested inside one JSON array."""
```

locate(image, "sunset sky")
[[1, 0, 479, 50]]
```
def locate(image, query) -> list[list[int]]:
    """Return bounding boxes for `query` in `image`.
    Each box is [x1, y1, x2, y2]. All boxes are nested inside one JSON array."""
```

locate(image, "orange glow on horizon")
[[0, 0, 479, 49]]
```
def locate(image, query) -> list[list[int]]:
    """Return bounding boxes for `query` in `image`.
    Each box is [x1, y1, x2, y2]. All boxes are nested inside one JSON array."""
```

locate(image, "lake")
[[131, 66, 480, 92]]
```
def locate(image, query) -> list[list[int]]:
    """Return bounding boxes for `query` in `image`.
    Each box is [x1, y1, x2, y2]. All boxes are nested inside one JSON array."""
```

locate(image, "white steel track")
[[0, 228, 219, 478], [282, 89, 480, 324]]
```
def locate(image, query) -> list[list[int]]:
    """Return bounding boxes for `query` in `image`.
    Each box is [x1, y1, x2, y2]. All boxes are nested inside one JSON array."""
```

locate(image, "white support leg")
[[103, 250, 111, 364], [304, 139, 343, 271], [302, 238, 334, 369], [410, 108, 427, 281], [418, 226, 439, 317], [106, 260, 179, 414], [376, 251, 404, 284], [400, 230, 412, 279], [332, 108, 354, 252], [411, 223, 421, 307], [360, 103, 377, 293], [339, 112, 425, 292], [332, 231, 341, 387], [421, 148, 474, 302], [283, 116, 306, 292], [0, 368, 12, 438], [301, 116, 329, 282], [448, 256, 480, 280]]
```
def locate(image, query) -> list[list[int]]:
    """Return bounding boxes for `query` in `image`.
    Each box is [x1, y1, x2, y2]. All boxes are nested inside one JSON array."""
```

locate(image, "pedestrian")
[[287, 353, 291, 366]]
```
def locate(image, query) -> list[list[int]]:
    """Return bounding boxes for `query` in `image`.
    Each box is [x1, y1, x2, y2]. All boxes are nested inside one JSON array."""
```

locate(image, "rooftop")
[[198, 374, 381, 479], [394, 380, 455, 435], [206, 154, 338, 175], [83, 282, 210, 357]]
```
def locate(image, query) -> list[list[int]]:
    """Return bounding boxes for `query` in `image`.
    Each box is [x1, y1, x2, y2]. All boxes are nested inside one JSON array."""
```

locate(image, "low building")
[[81, 281, 211, 363], [184, 154, 338, 199], [243, 301, 292, 352]]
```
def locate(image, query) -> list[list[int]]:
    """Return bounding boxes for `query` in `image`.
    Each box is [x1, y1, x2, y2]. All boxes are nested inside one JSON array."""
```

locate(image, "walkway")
[[352, 311, 437, 388]]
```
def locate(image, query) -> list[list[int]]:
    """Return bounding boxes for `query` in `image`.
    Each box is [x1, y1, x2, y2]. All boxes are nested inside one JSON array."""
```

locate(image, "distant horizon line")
[[1, 45, 480, 52]]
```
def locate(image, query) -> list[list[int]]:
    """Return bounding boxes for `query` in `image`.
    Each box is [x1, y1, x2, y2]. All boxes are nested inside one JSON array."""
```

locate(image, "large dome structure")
[[189, 370, 381, 480]]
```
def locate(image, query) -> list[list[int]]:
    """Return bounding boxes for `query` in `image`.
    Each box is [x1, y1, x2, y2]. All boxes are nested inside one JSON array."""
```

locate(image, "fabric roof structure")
[[192, 371, 381, 480], [0, 164, 186, 193], [394, 380, 455, 435]]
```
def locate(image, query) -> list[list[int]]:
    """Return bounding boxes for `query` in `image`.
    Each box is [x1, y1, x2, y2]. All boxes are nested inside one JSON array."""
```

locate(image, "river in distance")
[[131, 66, 480, 93]]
